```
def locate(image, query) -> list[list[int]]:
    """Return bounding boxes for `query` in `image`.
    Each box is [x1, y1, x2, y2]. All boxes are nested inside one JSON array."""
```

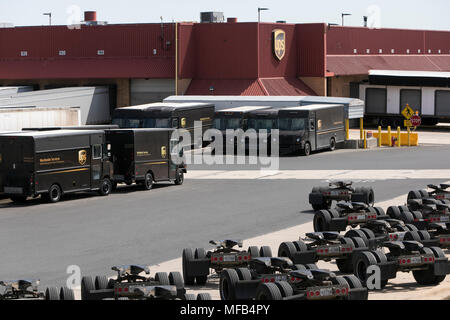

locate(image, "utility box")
[[200, 12, 224, 23]]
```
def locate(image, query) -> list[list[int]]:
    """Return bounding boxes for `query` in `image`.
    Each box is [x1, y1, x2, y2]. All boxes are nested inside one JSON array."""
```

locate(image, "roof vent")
[[83, 11, 107, 26], [200, 12, 225, 23], [227, 17, 238, 23]]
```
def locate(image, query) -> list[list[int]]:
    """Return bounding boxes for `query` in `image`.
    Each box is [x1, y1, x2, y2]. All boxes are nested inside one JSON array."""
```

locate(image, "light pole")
[[258, 7, 269, 23], [43, 12, 52, 26], [341, 13, 351, 26]]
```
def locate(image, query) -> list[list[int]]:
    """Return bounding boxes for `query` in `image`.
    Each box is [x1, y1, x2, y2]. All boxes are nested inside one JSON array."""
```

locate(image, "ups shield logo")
[[272, 29, 286, 61], [78, 150, 87, 165]]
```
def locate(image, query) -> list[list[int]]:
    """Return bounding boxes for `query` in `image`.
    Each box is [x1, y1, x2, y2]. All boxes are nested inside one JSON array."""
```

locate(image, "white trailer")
[[0, 106, 80, 131]]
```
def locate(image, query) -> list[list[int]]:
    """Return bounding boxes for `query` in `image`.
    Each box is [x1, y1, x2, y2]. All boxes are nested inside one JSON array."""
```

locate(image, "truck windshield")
[[278, 118, 306, 131], [112, 118, 141, 128], [213, 118, 242, 130], [247, 119, 277, 131], [142, 118, 170, 128]]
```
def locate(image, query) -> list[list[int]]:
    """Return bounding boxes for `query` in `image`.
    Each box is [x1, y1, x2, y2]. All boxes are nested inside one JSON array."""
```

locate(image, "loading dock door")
[[365, 88, 387, 115], [400, 89, 421, 115], [130, 79, 175, 105], [435, 91, 450, 117]]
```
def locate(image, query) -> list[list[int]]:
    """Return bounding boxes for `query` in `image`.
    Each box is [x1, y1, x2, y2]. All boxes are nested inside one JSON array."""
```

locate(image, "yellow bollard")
[[397, 126, 401, 147], [360, 118, 364, 140], [387, 126, 392, 147], [378, 126, 382, 147], [407, 126, 411, 146], [364, 130, 367, 149], [345, 119, 349, 140]]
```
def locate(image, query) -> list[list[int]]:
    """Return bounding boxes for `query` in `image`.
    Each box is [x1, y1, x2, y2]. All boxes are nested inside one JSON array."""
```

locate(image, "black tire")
[[259, 246, 272, 258], [169, 272, 184, 288], [182, 248, 195, 285], [313, 210, 332, 232], [400, 211, 415, 224], [48, 184, 62, 203], [98, 178, 112, 196], [412, 247, 446, 285], [362, 187, 375, 206], [278, 242, 297, 259], [175, 170, 184, 185], [302, 142, 311, 157], [404, 224, 419, 231], [411, 211, 423, 220], [398, 205, 409, 213], [293, 240, 308, 252], [336, 258, 353, 273], [195, 248, 208, 285], [407, 190, 423, 200], [142, 172, 154, 190], [418, 190, 429, 198], [184, 293, 196, 300], [350, 237, 367, 250], [387, 206, 402, 220], [343, 275, 363, 289], [275, 281, 294, 298], [353, 251, 378, 287], [359, 228, 376, 240], [248, 246, 259, 258], [374, 207, 385, 216], [220, 269, 239, 300], [345, 230, 369, 246], [60, 287, 75, 300], [197, 293, 212, 300], [81, 276, 95, 300], [10, 195, 27, 203], [255, 283, 283, 300], [235, 268, 252, 281], [329, 137, 336, 151], [95, 275, 109, 290], [45, 287, 60, 300], [155, 272, 170, 285]]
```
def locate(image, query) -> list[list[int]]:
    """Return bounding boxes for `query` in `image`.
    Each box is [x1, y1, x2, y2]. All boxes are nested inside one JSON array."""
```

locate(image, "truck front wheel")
[[98, 178, 112, 196], [302, 142, 311, 156], [329, 138, 336, 151], [142, 172, 154, 190], [175, 170, 184, 185], [48, 184, 62, 203]]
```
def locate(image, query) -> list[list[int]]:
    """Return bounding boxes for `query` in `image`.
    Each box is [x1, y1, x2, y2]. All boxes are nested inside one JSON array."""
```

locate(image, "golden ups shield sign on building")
[[272, 29, 286, 61]]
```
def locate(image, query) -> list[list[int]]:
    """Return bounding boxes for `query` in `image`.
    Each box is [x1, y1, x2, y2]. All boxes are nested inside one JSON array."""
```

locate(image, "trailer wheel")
[[81, 276, 95, 300], [155, 272, 170, 285], [255, 283, 283, 300], [373, 207, 386, 216], [60, 287, 75, 300], [248, 246, 259, 258], [175, 170, 184, 185], [275, 281, 293, 298], [412, 247, 446, 285], [293, 240, 308, 252], [400, 211, 415, 224], [386, 206, 401, 220], [418, 190, 429, 198], [362, 187, 375, 206], [45, 287, 60, 300], [142, 172, 154, 190], [48, 184, 62, 203], [353, 251, 379, 287], [197, 293, 212, 300], [278, 242, 297, 259], [184, 293, 196, 300], [95, 275, 109, 290], [336, 258, 353, 274], [169, 272, 184, 289], [345, 230, 370, 246], [411, 211, 423, 220], [195, 248, 208, 285], [302, 142, 311, 156], [313, 210, 332, 232], [404, 224, 418, 232], [407, 190, 422, 200], [219, 269, 239, 300], [98, 178, 112, 196], [182, 248, 195, 285], [329, 138, 336, 151], [259, 246, 272, 258], [333, 276, 350, 299], [236, 268, 252, 281]]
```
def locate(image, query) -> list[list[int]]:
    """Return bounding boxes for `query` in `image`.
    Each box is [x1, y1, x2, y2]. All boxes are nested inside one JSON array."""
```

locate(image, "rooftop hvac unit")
[[200, 12, 225, 23]]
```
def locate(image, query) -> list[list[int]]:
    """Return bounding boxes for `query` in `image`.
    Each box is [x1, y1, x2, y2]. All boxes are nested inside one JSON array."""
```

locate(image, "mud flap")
[[234, 280, 260, 300], [329, 217, 348, 232], [186, 258, 210, 278], [309, 193, 324, 205], [291, 251, 317, 265], [433, 259, 450, 276], [348, 287, 369, 300], [379, 262, 398, 280]]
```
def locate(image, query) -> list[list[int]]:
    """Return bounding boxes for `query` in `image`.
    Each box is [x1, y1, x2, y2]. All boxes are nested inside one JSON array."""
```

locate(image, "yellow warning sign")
[[402, 104, 415, 120], [404, 120, 412, 127]]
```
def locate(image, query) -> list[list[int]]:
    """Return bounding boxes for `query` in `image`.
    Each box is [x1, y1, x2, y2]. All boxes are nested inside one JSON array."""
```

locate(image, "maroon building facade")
[[0, 16, 448, 107]]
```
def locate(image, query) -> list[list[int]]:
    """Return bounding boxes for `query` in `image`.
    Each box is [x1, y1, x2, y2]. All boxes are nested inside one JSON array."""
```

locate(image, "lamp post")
[[258, 7, 269, 23], [43, 12, 52, 26], [341, 13, 351, 26]]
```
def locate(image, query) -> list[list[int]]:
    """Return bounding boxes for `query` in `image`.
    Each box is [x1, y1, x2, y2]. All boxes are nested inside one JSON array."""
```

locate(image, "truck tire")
[[236, 268, 252, 281], [195, 248, 208, 285], [60, 287, 75, 300], [48, 184, 62, 203], [98, 178, 112, 196], [255, 283, 283, 300], [155, 272, 170, 285], [373, 207, 385, 216], [169, 272, 184, 288], [398, 205, 409, 213], [353, 251, 378, 287], [259, 246, 272, 258], [407, 190, 422, 200], [95, 275, 109, 290], [81, 276, 95, 300], [329, 137, 336, 151], [275, 281, 293, 298], [418, 190, 429, 198], [400, 211, 415, 224], [45, 287, 60, 300], [182, 248, 195, 285], [362, 187, 375, 206], [248, 246, 259, 258], [313, 210, 332, 232], [333, 276, 350, 299], [302, 142, 311, 156], [345, 230, 370, 246], [336, 258, 353, 274], [413, 247, 446, 285], [184, 293, 196, 300], [411, 211, 423, 220], [197, 293, 212, 300], [142, 172, 154, 190], [278, 242, 297, 259], [293, 240, 308, 252], [387, 206, 402, 220], [220, 269, 239, 300], [175, 170, 184, 185]]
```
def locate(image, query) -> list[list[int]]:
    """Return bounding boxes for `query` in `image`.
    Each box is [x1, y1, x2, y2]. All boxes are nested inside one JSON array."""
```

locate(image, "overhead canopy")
[[368, 69, 450, 87]]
